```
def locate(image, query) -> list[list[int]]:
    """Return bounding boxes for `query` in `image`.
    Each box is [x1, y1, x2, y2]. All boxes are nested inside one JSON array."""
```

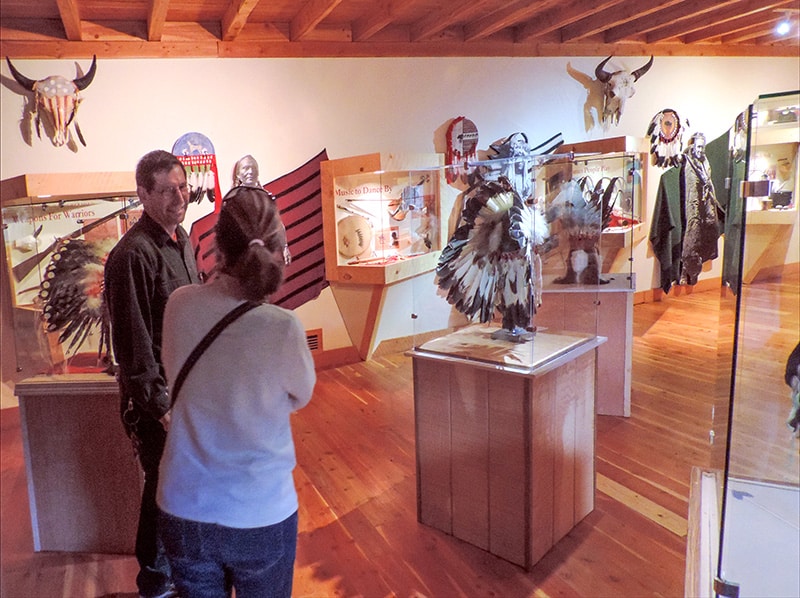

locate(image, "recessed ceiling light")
[[776, 20, 791, 36]]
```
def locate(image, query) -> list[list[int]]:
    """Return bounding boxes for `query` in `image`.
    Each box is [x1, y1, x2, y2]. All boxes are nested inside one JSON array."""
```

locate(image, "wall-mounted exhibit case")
[[1, 172, 142, 554], [2, 172, 138, 376], [320, 152, 453, 359], [740, 91, 799, 285]]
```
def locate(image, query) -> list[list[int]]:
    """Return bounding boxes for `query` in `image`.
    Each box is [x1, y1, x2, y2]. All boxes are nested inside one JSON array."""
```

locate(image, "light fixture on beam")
[[775, 8, 799, 37]]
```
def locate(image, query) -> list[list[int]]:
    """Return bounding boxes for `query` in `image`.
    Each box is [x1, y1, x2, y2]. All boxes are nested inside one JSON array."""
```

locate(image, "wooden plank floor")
[[1, 276, 797, 598]]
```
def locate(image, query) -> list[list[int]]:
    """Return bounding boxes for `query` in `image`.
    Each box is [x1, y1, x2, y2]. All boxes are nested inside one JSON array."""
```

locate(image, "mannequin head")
[[233, 154, 261, 187]]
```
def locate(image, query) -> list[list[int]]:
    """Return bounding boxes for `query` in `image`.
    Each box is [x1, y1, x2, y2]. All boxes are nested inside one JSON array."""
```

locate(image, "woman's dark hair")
[[135, 150, 185, 191], [215, 186, 286, 301]]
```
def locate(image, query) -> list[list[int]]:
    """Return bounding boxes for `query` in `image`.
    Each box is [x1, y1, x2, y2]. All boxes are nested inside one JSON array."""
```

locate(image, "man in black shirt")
[[105, 150, 199, 598]]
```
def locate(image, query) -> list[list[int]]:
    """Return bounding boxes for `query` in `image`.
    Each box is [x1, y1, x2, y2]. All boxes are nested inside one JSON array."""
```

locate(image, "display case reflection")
[[333, 169, 440, 265], [2, 195, 141, 374], [746, 93, 799, 212]]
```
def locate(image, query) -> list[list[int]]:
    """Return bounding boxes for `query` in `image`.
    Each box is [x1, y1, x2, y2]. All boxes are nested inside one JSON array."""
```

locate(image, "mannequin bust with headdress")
[[233, 154, 261, 188]]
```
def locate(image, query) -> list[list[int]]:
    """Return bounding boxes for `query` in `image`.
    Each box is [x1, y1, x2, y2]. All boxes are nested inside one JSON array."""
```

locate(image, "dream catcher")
[[445, 116, 479, 184], [647, 109, 686, 168]]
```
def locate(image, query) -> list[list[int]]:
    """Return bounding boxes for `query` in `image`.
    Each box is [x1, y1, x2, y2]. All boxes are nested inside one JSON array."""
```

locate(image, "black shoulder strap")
[[170, 301, 260, 405]]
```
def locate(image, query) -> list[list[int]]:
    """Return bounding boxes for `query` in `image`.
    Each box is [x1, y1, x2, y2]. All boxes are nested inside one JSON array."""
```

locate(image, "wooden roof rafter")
[[646, 0, 793, 43], [560, 0, 686, 42], [291, 0, 344, 41], [147, 0, 170, 42], [222, 0, 262, 41], [515, 0, 627, 43], [409, 0, 498, 42], [464, 0, 558, 42], [55, 0, 82, 41]]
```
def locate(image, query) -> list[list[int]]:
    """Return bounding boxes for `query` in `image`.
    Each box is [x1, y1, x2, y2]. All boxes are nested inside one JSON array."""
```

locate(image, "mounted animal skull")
[[6, 55, 97, 147], [595, 55, 653, 127]]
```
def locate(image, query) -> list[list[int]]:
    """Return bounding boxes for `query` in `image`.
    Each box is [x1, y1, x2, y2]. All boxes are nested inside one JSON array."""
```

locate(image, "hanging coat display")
[[649, 132, 726, 292], [679, 133, 722, 285]]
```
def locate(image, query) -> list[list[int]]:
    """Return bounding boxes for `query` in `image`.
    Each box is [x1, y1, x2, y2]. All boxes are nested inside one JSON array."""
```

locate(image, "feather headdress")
[[38, 238, 113, 362]]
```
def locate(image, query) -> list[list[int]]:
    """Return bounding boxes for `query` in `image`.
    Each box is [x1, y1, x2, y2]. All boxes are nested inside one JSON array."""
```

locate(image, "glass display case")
[[713, 91, 800, 598], [406, 149, 638, 569], [319, 152, 453, 359], [321, 152, 447, 287], [1, 172, 138, 376], [406, 149, 639, 416]]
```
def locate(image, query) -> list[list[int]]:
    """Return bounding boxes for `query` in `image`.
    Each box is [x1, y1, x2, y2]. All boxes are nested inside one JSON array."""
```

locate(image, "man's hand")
[[159, 411, 172, 432]]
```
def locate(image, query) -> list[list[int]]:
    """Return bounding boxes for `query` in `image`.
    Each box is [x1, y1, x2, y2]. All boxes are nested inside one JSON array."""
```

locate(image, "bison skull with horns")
[[6, 55, 97, 147], [595, 55, 653, 127]]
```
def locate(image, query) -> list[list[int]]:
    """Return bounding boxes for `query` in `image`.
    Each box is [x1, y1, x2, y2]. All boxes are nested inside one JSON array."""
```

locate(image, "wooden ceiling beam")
[[55, 0, 83, 41], [291, 0, 344, 41], [683, 9, 785, 43], [147, 0, 170, 42], [721, 21, 783, 43], [560, 0, 684, 41], [1, 38, 796, 59], [464, 0, 554, 42], [352, 1, 393, 41], [409, 0, 496, 41], [222, 0, 262, 41], [647, 0, 790, 43], [516, 0, 626, 43], [604, 0, 741, 43]]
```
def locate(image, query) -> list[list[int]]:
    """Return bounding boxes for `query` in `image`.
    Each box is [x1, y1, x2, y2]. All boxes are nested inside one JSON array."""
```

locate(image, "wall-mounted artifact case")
[[320, 153, 452, 359], [1, 172, 138, 376], [321, 152, 446, 286], [2, 172, 144, 555], [740, 91, 799, 284]]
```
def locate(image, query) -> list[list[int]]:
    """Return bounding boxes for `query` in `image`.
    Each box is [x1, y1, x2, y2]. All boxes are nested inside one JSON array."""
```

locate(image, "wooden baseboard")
[[312, 345, 362, 370], [649, 277, 723, 303]]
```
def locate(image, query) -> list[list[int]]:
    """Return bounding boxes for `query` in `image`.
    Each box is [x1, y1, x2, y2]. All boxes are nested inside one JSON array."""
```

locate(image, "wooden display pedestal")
[[410, 328, 603, 570], [536, 273, 634, 416], [15, 374, 142, 554]]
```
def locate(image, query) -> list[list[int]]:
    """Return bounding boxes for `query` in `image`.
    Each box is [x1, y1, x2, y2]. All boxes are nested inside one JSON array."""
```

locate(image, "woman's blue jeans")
[[158, 509, 298, 598]]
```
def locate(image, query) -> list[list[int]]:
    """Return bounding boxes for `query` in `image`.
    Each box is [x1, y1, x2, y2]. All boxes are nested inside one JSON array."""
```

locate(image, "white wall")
[[2, 56, 799, 404]]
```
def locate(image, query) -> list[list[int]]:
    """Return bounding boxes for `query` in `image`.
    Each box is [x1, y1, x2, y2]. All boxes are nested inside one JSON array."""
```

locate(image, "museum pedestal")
[[410, 328, 603, 569], [536, 273, 634, 416], [15, 374, 141, 554]]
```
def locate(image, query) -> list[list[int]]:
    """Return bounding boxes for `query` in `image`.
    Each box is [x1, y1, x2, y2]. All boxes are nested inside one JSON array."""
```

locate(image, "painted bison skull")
[[595, 55, 653, 127], [6, 55, 97, 147]]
